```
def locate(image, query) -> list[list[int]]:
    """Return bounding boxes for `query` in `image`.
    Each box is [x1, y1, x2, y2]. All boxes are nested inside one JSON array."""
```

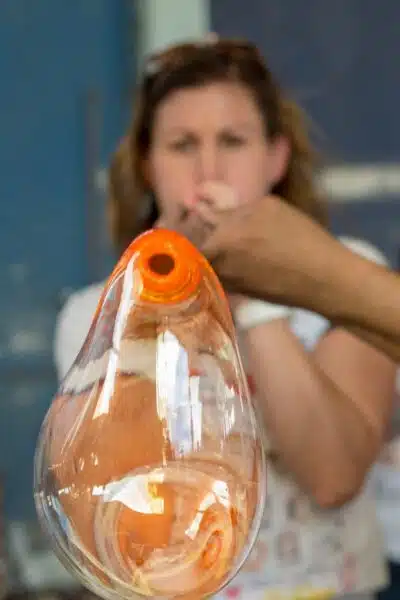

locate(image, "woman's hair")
[[109, 38, 328, 254], [108, 136, 158, 255]]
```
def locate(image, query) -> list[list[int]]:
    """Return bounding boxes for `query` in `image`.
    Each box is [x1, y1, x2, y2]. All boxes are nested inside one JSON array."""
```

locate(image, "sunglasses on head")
[[143, 37, 263, 80]]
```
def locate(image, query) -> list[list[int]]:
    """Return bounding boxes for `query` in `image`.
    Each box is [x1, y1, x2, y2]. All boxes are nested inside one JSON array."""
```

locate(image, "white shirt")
[[53, 237, 390, 598], [371, 371, 400, 563], [54, 281, 105, 381]]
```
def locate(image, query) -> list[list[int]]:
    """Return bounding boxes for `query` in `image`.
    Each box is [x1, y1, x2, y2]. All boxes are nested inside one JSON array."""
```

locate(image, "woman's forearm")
[[238, 245, 400, 362], [341, 327, 400, 363], [310, 249, 400, 361], [324, 250, 400, 338], [242, 319, 381, 508]]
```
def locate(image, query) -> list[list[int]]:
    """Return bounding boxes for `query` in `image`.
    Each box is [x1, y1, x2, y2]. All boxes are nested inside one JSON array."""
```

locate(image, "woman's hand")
[[188, 181, 240, 225], [155, 207, 210, 250], [201, 194, 344, 305], [156, 181, 248, 306], [157, 189, 338, 311], [189, 182, 249, 309]]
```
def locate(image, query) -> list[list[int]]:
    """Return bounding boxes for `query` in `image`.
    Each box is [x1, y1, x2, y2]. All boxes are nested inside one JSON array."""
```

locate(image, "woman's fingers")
[[192, 200, 220, 226], [156, 208, 213, 250], [183, 182, 240, 227], [178, 211, 214, 249], [196, 181, 240, 212]]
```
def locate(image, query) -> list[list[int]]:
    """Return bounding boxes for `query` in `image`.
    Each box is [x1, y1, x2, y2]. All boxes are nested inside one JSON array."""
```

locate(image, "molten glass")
[[34, 229, 266, 600]]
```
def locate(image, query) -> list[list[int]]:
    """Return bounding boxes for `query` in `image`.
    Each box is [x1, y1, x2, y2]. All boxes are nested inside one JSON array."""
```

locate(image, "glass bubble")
[[34, 229, 266, 600]]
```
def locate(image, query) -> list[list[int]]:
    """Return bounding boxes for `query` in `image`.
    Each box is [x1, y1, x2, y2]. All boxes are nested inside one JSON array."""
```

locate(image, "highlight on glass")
[[34, 228, 266, 599]]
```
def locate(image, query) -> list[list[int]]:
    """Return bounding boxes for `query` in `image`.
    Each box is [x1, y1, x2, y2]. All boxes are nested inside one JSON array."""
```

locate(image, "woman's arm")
[[240, 316, 396, 509], [323, 253, 400, 359], [236, 239, 397, 509], [203, 195, 400, 361]]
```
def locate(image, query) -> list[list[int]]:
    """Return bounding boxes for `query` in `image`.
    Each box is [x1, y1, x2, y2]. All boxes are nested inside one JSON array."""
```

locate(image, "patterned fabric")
[[372, 428, 400, 561]]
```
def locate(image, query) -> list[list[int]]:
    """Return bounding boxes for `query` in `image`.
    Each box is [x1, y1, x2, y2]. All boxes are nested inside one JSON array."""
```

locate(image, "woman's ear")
[[268, 135, 291, 187]]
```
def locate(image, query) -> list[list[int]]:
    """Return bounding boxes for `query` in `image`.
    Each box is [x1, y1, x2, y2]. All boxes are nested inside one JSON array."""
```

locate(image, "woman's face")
[[146, 81, 289, 222]]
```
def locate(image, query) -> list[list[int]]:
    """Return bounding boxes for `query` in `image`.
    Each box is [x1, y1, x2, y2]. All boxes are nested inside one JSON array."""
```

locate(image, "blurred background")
[[0, 0, 399, 596]]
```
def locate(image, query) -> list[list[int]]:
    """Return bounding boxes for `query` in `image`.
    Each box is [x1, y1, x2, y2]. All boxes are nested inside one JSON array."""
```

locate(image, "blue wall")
[[211, 0, 400, 163], [0, 0, 135, 520]]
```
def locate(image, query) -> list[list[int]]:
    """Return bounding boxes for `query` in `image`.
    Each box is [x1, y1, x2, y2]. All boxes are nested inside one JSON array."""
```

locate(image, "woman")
[[54, 38, 396, 599]]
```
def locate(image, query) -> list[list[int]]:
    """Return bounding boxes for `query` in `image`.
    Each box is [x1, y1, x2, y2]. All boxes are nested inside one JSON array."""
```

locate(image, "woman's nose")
[[195, 143, 221, 182]]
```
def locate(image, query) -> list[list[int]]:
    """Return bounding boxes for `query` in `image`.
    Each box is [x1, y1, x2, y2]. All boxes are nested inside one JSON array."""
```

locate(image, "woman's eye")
[[169, 139, 195, 152], [221, 135, 246, 147]]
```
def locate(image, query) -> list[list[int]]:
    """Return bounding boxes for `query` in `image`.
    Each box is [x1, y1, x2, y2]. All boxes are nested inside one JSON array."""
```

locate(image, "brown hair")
[[108, 135, 158, 254], [109, 39, 328, 254]]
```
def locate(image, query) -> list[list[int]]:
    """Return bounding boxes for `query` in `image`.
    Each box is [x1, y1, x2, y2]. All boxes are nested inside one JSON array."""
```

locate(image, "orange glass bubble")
[[34, 228, 266, 600]]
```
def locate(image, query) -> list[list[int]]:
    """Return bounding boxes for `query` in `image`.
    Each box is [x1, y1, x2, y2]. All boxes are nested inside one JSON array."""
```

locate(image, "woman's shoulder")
[[54, 281, 105, 381], [60, 281, 105, 322]]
